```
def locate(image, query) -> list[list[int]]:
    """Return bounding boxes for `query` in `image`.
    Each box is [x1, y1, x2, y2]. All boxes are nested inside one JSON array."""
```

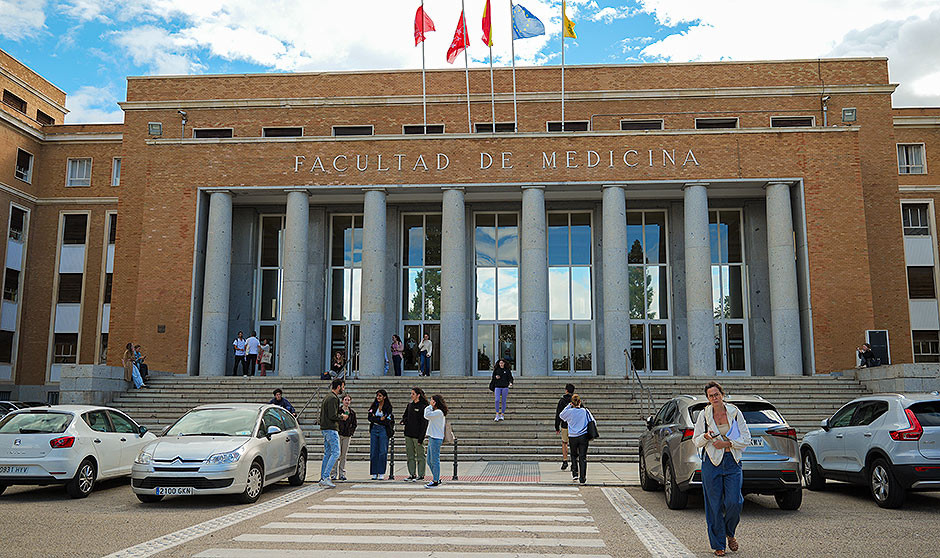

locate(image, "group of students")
[[121, 342, 149, 389], [232, 331, 273, 376], [317, 379, 450, 489]]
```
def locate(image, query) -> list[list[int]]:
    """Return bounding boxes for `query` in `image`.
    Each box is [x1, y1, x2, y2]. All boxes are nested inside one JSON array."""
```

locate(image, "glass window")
[[0, 330, 13, 363], [0, 412, 72, 434], [193, 128, 233, 138], [548, 213, 569, 266], [548, 212, 593, 373], [497, 268, 518, 320], [260, 409, 285, 433], [497, 214, 518, 266], [913, 330, 940, 363], [909, 401, 940, 427], [403, 215, 424, 266], [2, 89, 26, 113], [902, 204, 930, 236], [621, 119, 663, 131], [549, 267, 570, 320], [63, 214, 87, 244], [547, 121, 589, 132], [898, 144, 926, 174], [263, 127, 303, 137], [260, 216, 282, 268], [424, 269, 441, 320], [3, 268, 18, 301], [475, 214, 497, 266], [111, 158, 121, 186], [108, 214, 117, 244], [84, 410, 111, 432], [66, 158, 92, 187], [851, 401, 889, 427], [260, 269, 279, 321], [15, 149, 33, 183], [551, 323, 569, 371], [476, 268, 496, 320], [425, 214, 442, 266], [830, 402, 859, 428], [402, 214, 443, 322], [9, 207, 26, 241], [477, 325, 495, 370], [54, 333, 78, 364], [908, 267, 936, 299], [108, 411, 138, 433], [57, 273, 83, 303], [103, 274, 112, 304]]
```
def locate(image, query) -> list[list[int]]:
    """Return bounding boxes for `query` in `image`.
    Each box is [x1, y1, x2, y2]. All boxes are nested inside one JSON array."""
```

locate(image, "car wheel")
[[66, 458, 97, 499], [638, 448, 660, 492], [136, 494, 164, 504], [663, 459, 688, 510], [802, 449, 826, 491], [238, 460, 264, 504], [869, 458, 905, 509], [774, 488, 803, 510], [288, 451, 307, 486]]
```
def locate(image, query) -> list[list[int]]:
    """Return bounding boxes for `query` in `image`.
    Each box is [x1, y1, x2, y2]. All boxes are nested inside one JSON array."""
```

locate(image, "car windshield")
[[0, 411, 73, 434], [690, 402, 784, 425], [165, 408, 259, 437], [909, 401, 940, 427]]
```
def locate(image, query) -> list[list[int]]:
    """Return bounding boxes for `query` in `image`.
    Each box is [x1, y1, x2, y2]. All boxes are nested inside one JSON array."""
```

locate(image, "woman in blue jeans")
[[692, 381, 751, 556], [367, 390, 394, 480], [423, 394, 448, 488]]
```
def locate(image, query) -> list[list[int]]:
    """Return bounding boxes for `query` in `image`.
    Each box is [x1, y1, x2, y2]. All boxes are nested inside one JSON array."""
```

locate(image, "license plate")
[[0, 466, 29, 474], [155, 487, 194, 496], [750, 438, 765, 447]]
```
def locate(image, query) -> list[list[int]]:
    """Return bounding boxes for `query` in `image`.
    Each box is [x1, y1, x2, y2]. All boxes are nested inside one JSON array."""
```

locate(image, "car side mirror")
[[820, 418, 830, 432], [138, 425, 148, 437], [645, 415, 655, 430], [266, 425, 282, 438]]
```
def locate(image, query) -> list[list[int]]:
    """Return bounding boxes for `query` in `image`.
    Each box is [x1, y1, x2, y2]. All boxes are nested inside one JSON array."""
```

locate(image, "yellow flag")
[[562, 0, 577, 39]]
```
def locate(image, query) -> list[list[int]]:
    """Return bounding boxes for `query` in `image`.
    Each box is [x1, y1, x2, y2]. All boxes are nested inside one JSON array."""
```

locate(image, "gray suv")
[[800, 393, 940, 508], [638, 395, 803, 510]]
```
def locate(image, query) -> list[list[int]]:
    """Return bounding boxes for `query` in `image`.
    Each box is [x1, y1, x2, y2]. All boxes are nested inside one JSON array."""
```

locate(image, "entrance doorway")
[[476, 323, 517, 374], [402, 323, 439, 375], [330, 324, 359, 378]]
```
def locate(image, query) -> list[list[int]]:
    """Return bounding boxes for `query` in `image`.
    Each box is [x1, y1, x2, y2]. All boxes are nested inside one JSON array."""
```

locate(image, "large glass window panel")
[[498, 324, 517, 367], [497, 268, 519, 320], [477, 324, 494, 370], [650, 324, 669, 370], [712, 266, 723, 318], [404, 268, 422, 320], [424, 268, 441, 320], [476, 267, 497, 320], [646, 267, 668, 319], [404, 215, 424, 266], [351, 268, 361, 321], [714, 324, 723, 370], [331, 269, 346, 320], [425, 214, 442, 266], [570, 213, 592, 265], [351, 223, 362, 266], [403, 325, 421, 369], [727, 266, 744, 318], [552, 324, 570, 371], [726, 323, 746, 370], [260, 269, 279, 321], [574, 323, 592, 371], [262, 216, 282, 267], [627, 213, 644, 264], [725, 212, 742, 263], [475, 214, 497, 266], [628, 266, 645, 319], [630, 324, 645, 371], [497, 214, 519, 266], [548, 214, 569, 265], [709, 211, 720, 264], [331, 216, 351, 266], [549, 267, 570, 320], [645, 212, 665, 264], [571, 266, 592, 320]]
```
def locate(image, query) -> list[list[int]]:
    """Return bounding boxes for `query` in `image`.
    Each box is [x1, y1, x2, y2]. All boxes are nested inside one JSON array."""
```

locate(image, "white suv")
[[800, 393, 940, 508]]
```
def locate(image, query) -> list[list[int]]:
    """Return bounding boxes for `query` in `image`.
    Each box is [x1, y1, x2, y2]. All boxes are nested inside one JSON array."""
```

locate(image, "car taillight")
[[50, 436, 75, 448], [681, 428, 695, 441], [890, 408, 923, 441], [767, 426, 797, 441]]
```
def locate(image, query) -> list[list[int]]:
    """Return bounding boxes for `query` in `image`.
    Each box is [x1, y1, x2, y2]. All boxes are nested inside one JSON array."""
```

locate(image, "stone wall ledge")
[[853, 363, 940, 394]]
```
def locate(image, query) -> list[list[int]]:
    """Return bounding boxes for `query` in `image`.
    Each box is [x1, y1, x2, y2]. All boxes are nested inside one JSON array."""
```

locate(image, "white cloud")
[[59, 0, 113, 22], [111, 25, 204, 75], [64, 85, 123, 123], [592, 6, 633, 24], [0, 0, 48, 40]]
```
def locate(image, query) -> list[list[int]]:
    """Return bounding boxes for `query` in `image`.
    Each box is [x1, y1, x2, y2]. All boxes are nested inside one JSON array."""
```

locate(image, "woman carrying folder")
[[692, 381, 752, 557]]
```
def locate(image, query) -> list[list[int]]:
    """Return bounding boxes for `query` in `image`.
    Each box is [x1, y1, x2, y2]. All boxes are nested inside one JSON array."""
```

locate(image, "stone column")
[[520, 185, 549, 376], [602, 186, 630, 377], [683, 183, 714, 377], [765, 182, 803, 376], [278, 189, 309, 376], [440, 187, 467, 376], [359, 188, 387, 376], [199, 191, 233, 377]]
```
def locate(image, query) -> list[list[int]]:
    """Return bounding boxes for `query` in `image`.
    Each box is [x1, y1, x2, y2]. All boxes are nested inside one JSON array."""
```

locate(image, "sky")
[[1, 0, 939, 124]]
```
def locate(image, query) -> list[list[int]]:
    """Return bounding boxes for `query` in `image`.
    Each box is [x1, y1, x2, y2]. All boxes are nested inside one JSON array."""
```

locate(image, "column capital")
[[206, 188, 233, 196], [441, 186, 465, 192], [682, 182, 709, 191], [602, 184, 625, 191], [362, 186, 387, 193], [763, 181, 793, 190], [284, 187, 311, 195], [521, 184, 545, 191]]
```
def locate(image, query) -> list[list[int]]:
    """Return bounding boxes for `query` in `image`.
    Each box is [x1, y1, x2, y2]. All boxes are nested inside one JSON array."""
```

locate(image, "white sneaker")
[[494, 415, 500, 422], [371, 474, 377, 480], [318, 478, 336, 488], [378, 475, 385, 480]]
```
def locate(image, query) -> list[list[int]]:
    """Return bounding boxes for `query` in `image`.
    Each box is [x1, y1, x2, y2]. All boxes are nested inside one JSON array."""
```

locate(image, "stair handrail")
[[295, 385, 322, 421], [624, 348, 655, 419]]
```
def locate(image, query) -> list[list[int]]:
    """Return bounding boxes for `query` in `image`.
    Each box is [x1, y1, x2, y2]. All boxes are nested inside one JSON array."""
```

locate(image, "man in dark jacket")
[[269, 388, 296, 415], [400, 387, 430, 481], [318, 379, 347, 488], [555, 383, 575, 470]]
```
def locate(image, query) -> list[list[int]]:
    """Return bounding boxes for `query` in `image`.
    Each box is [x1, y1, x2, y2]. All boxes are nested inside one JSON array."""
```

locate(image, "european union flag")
[[512, 4, 545, 40]]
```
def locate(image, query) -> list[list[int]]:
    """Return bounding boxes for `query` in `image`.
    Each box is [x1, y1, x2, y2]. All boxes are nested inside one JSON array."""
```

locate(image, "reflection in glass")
[[331, 216, 350, 266], [709, 210, 720, 264], [570, 213, 591, 265], [645, 212, 665, 264], [261, 216, 282, 268], [351, 268, 361, 321], [650, 324, 668, 370], [403, 325, 420, 369], [552, 323, 569, 371], [404, 268, 422, 320], [404, 215, 423, 266], [548, 213, 569, 266], [424, 269, 441, 320], [351, 224, 362, 266], [331, 269, 346, 320], [497, 214, 519, 266], [648, 267, 669, 319], [498, 324, 517, 367], [630, 324, 645, 372], [571, 266, 592, 320], [260, 269, 279, 321], [425, 214, 442, 266], [725, 212, 742, 263], [629, 266, 645, 319], [476, 268, 496, 320], [627, 213, 643, 264], [574, 323, 592, 371], [475, 214, 497, 266], [728, 266, 744, 319], [549, 267, 570, 320], [497, 268, 519, 320], [477, 324, 494, 371], [712, 266, 723, 318], [727, 323, 746, 370], [330, 325, 347, 371], [714, 324, 722, 371]]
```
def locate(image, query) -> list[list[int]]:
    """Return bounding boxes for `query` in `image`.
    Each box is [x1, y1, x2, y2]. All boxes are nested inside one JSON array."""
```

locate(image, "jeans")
[[405, 435, 426, 478], [569, 434, 589, 482], [393, 355, 402, 376], [427, 436, 443, 482], [333, 435, 351, 478], [419, 351, 430, 375], [702, 452, 744, 551], [233, 355, 246, 376], [245, 354, 257, 376], [320, 429, 340, 481], [494, 387, 509, 413], [370, 425, 389, 476]]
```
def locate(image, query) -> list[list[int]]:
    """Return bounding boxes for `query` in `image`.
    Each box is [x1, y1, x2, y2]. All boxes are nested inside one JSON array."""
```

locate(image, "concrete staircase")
[[109, 375, 870, 463]]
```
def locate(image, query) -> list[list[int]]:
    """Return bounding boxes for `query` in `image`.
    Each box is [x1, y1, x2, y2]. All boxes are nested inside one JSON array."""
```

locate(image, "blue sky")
[[2, 1, 939, 123]]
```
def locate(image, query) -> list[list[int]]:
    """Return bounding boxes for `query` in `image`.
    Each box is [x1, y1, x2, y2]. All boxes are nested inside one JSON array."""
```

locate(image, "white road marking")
[[601, 487, 697, 558], [326, 496, 584, 504], [261, 521, 599, 533], [195, 551, 611, 558], [347, 484, 578, 492], [341, 489, 582, 498], [233, 534, 607, 547], [312, 503, 588, 513], [99, 484, 324, 558], [287, 512, 593, 522]]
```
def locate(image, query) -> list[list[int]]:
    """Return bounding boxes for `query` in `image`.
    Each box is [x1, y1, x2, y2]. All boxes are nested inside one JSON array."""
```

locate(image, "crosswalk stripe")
[[311, 504, 588, 513], [340, 490, 582, 498], [326, 496, 584, 504], [233, 534, 607, 547], [346, 484, 579, 492], [194, 551, 612, 558], [260, 522, 599, 533], [287, 512, 593, 523], [601, 487, 696, 558]]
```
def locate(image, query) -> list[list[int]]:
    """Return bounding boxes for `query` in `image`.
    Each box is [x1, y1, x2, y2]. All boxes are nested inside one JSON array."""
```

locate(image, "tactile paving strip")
[[460, 461, 541, 482]]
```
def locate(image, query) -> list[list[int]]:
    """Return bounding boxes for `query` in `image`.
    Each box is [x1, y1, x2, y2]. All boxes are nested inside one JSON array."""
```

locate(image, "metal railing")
[[625, 348, 655, 419]]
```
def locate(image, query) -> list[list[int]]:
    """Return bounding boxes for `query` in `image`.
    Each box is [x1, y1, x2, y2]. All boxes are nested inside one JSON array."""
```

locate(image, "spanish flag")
[[482, 0, 493, 47], [562, 0, 577, 39]]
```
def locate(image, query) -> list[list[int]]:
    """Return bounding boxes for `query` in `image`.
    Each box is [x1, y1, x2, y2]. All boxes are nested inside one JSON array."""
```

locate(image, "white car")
[[0, 405, 156, 498], [131, 403, 308, 504]]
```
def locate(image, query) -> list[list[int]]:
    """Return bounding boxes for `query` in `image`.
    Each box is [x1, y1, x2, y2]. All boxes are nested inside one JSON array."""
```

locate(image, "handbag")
[[488, 377, 495, 392], [585, 410, 599, 441], [443, 421, 455, 444]]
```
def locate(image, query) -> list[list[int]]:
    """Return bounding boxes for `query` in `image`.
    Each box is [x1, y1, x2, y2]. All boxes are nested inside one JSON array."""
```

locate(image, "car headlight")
[[206, 450, 242, 465], [135, 451, 153, 465]]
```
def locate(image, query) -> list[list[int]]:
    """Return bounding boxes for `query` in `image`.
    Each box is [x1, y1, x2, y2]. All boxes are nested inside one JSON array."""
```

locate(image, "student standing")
[[333, 394, 357, 481], [418, 333, 432, 376], [693, 381, 751, 557], [232, 331, 247, 376], [368, 390, 394, 480], [258, 338, 272, 376], [318, 379, 348, 488], [245, 331, 260, 376], [122, 342, 146, 389], [555, 383, 575, 470], [401, 387, 429, 481], [490, 359, 513, 421], [559, 394, 595, 484], [423, 394, 448, 488], [390, 335, 404, 376]]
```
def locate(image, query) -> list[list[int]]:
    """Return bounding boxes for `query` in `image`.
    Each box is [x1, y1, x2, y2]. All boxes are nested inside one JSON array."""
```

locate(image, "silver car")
[[638, 395, 803, 510], [131, 403, 307, 504], [800, 393, 940, 508]]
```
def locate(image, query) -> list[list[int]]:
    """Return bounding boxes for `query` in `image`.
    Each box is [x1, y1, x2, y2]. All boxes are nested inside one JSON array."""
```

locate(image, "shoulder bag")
[[443, 421, 455, 444], [585, 409, 599, 440]]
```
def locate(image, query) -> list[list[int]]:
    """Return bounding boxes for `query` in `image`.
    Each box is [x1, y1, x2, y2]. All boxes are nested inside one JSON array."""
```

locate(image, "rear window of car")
[[689, 402, 784, 425], [909, 401, 940, 427], [0, 411, 73, 434]]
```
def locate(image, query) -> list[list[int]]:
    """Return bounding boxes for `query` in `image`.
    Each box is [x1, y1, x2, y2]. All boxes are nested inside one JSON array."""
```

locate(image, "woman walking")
[[423, 394, 448, 488], [367, 389, 394, 480], [490, 358, 513, 421], [692, 381, 751, 556], [400, 387, 429, 481], [559, 394, 594, 484], [390, 335, 403, 376], [333, 394, 357, 481], [122, 342, 146, 389]]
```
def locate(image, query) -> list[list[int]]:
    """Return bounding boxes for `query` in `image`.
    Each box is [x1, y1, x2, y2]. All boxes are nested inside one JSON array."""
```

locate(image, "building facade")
[[2, 48, 940, 397]]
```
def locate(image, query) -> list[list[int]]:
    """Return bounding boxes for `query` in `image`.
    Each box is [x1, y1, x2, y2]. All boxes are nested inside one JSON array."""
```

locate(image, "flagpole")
[[561, 4, 565, 129], [462, 0, 472, 133], [509, 1, 518, 132], [421, 0, 428, 130], [488, 44, 495, 132]]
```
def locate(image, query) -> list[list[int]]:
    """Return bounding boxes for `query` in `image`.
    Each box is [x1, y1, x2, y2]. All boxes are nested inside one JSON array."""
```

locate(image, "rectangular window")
[[770, 116, 815, 127], [898, 144, 926, 174], [9, 206, 26, 241], [2, 90, 26, 113], [908, 266, 936, 299], [0, 330, 13, 363], [332, 125, 374, 136], [36, 110, 54, 125], [903, 203, 930, 236], [621, 119, 663, 131], [695, 118, 738, 129], [98, 332, 108, 364], [57, 273, 83, 303], [63, 214, 88, 244], [66, 158, 92, 187], [913, 330, 940, 363], [193, 128, 233, 138], [15, 149, 33, 183], [103, 273, 112, 304], [111, 158, 121, 186], [547, 121, 589, 132], [403, 124, 445, 134], [108, 213, 117, 244], [262, 127, 303, 137], [53, 333, 78, 364], [3, 268, 18, 301], [474, 122, 516, 133]]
